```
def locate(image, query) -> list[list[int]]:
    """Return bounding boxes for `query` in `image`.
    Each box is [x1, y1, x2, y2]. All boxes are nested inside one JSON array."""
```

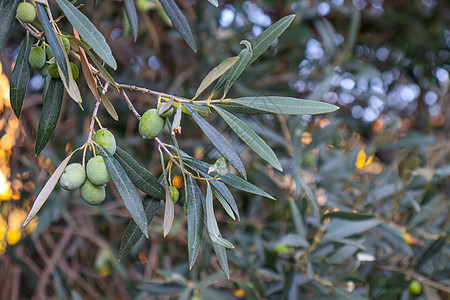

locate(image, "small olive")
[[59, 163, 86, 191], [17, 2, 36, 23], [80, 180, 106, 205], [86, 156, 110, 186], [139, 108, 165, 139]]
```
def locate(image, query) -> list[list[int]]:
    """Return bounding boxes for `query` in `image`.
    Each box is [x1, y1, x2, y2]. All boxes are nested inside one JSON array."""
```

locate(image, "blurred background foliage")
[[0, 0, 449, 299]]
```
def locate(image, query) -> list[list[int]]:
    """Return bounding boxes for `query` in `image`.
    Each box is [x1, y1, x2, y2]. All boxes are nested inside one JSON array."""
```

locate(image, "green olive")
[[17, 2, 36, 23], [80, 180, 106, 205], [46, 46, 54, 60], [59, 163, 86, 191], [70, 62, 79, 80], [38, 63, 50, 77], [169, 186, 180, 203], [48, 63, 60, 79], [62, 37, 70, 51], [94, 129, 116, 155], [29, 47, 46, 69], [409, 280, 421, 295], [86, 156, 111, 186], [139, 108, 165, 139]]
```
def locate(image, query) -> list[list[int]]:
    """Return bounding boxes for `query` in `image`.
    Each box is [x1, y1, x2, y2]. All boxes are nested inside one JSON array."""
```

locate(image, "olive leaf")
[[119, 196, 161, 260], [24, 151, 77, 226], [124, 0, 138, 41], [230, 96, 339, 115], [183, 104, 246, 179], [187, 176, 204, 269], [97, 144, 149, 238], [191, 56, 239, 101], [36, 3, 69, 84], [55, 0, 117, 69], [10, 32, 31, 119], [114, 147, 165, 199], [213, 105, 282, 171], [160, 0, 197, 52], [0, 0, 20, 54], [35, 79, 65, 156]]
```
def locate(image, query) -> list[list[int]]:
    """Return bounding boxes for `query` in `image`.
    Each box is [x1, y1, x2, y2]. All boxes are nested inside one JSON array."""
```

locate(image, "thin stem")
[[120, 89, 141, 120]]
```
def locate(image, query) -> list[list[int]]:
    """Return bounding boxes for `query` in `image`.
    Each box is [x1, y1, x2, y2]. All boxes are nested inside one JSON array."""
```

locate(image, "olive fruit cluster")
[[59, 129, 116, 205], [47, 38, 79, 80], [17, 2, 79, 79]]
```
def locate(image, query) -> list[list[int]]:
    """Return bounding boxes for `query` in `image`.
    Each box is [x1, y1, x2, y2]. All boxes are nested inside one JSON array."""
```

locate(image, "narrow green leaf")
[[213, 105, 282, 171], [159, 149, 174, 237], [192, 56, 239, 100], [322, 211, 376, 222], [207, 0, 218, 7], [212, 102, 269, 114], [97, 145, 148, 237], [168, 147, 240, 219], [180, 153, 274, 200], [101, 92, 119, 121], [230, 96, 339, 115], [212, 15, 295, 97], [211, 235, 234, 249], [37, 4, 69, 84], [57, 42, 83, 104], [223, 41, 252, 97], [160, 0, 197, 52], [10, 33, 31, 119], [323, 219, 380, 240], [114, 147, 165, 199], [23, 152, 75, 226], [187, 176, 204, 269], [119, 196, 160, 260], [207, 185, 235, 248], [183, 104, 246, 178], [209, 179, 239, 221], [249, 14, 295, 65], [206, 183, 234, 250], [211, 238, 230, 279], [163, 185, 174, 237], [55, 0, 116, 68], [416, 237, 446, 269], [212, 189, 235, 220], [35, 79, 64, 156], [0, 0, 20, 54], [124, 0, 138, 41], [205, 182, 220, 236]]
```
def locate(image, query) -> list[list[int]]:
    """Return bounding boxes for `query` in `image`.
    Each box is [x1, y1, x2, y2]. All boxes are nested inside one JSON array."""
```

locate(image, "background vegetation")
[[0, 0, 448, 299]]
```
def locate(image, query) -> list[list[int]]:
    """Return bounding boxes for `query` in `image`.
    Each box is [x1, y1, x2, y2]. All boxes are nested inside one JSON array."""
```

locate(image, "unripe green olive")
[[94, 129, 116, 155], [17, 2, 36, 23], [86, 156, 110, 186], [139, 108, 165, 139], [29, 47, 46, 69], [70, 62, 79, 80], [169, 186, 179, 203], [62, 37, 70, 51], [80, 179, 106, 205], [409, 280, 421, 295], [38, 63, 49, 76], [46, 46, 55, 60], [157, 103, 173, 117], [59, 163, 86, 191], [48, 63, 60, 79]]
